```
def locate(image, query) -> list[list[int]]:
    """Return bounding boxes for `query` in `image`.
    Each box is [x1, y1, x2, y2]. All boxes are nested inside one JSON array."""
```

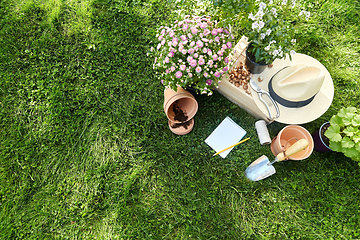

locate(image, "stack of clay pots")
[[163, 86, 198, 135]]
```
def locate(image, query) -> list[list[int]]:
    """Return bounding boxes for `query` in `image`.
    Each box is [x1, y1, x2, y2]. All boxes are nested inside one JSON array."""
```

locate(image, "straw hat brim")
[[250, 53, 334, 124]]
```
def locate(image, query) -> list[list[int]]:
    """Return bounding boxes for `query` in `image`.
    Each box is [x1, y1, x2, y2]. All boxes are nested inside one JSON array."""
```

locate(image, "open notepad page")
[[205, 117, 247, 158]]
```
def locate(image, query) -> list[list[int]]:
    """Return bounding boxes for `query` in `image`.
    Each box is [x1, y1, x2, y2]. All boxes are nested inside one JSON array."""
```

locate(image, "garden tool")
[[250, 78, 280, 121], [244, 139, 309, 181]]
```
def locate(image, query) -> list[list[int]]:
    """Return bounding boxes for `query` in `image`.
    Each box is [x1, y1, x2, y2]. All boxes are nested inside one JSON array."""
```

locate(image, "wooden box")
[[217, 36, 269, 121]]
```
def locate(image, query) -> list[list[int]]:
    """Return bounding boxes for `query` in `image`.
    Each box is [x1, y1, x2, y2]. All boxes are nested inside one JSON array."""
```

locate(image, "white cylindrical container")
[[255, 120, 271, 145]]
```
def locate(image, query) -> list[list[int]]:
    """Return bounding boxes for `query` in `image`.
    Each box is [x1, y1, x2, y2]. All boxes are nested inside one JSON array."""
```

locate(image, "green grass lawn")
[[1, 0, 359, 239]]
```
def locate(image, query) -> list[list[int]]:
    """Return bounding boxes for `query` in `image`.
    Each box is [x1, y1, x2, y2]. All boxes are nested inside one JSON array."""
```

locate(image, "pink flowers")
[[190, 60, 197, 67], [153, 15, 234, 96], [200, 23, 207, 29], [180, 35, 187, 41], [190, 27, 198, 34], [203, 29, 210, 36], [175, 71, 182, 78]]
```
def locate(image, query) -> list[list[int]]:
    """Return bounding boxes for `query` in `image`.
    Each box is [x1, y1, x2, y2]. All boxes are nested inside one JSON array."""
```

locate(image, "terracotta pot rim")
[[271, 125, 314, 160], [168, 118, 194, 135], [163, 87, 198, 123]]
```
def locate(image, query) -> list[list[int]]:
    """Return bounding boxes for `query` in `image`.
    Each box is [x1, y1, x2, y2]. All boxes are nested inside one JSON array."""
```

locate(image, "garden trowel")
[[244, 139, 309, 181]]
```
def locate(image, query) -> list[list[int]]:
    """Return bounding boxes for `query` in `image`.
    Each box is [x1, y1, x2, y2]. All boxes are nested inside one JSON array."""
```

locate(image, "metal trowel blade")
[[244, 155, 276, 181]]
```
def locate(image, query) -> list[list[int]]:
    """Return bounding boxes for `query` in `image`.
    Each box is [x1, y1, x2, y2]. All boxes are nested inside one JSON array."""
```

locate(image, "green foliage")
[[325, 107, 360, 164], [209, 0, 254, 27], [0, 0, 360, 239]]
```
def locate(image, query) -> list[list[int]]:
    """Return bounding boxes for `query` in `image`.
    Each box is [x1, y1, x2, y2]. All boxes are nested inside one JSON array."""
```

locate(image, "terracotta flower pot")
[[245, 43, 268, 74], [312, 122, 332, 152], [163, 86, 198, 123], [271, 125, 314, 160], [168, 119, 194, 135]]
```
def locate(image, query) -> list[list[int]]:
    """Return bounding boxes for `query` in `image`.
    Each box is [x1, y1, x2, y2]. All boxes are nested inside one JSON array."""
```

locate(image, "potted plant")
[[150, 15, 235, 96], [242, 0, 311, 73], [325, 107, 360, 165], [312, 122, 332, 152]]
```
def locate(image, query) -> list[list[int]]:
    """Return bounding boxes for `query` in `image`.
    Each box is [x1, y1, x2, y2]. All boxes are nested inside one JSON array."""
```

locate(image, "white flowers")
[[251, 21, 265, 32], [248, 13, 256, 21], [291, 39, 296, 44], [299, 10, 311, 20], [271, 8, 277, 18]]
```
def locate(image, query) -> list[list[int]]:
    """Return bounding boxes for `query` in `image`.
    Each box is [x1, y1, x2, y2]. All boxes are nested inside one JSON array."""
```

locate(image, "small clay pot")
[[271, 125, 314, 160], [168, 119, 194, 135], [163, 86, 198, 123], [312, 122, 332, 152]]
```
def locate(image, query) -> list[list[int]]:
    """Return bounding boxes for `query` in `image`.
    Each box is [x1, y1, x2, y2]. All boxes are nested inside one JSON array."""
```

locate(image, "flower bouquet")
[[245, 0, 311, 65], [151, 15, 235, 95]]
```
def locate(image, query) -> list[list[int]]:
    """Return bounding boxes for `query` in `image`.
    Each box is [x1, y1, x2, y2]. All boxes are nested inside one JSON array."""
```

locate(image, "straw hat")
[[250, 53, 334, 124]]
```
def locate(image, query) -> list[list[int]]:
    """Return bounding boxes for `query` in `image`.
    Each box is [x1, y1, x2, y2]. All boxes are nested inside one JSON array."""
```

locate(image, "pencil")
[[213, 137, 250, 156]]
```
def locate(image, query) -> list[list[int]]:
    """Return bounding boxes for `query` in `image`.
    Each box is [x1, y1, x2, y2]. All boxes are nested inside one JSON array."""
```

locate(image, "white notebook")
[[205, 117, 247, 158]]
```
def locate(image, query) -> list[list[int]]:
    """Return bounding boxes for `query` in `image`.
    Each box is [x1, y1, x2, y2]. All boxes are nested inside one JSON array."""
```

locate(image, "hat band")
[[268, 77, 316, 108]]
